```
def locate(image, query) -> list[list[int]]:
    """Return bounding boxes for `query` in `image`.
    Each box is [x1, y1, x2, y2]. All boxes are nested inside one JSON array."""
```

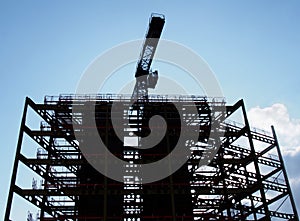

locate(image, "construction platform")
[[5, 94, 299, 221]]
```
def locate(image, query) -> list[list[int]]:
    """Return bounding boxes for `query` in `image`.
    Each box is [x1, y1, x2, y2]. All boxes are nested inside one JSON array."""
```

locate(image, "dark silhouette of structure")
[[5, 14, 299, 221], [5, 95, 299, 220]]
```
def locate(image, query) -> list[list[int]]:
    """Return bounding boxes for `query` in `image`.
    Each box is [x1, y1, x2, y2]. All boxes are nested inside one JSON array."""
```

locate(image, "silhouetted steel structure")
[[5, 94, 299, 220], [5, 13, 299, 221]]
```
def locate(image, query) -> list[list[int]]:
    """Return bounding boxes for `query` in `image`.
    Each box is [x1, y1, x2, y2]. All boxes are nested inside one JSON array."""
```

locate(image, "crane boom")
[[135, 14, 165, 78], [132, 13, 165, 100]]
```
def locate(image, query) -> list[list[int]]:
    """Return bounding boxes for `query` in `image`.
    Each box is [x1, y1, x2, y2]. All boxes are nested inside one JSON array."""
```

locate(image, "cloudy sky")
[[1, 1, 299, 219]]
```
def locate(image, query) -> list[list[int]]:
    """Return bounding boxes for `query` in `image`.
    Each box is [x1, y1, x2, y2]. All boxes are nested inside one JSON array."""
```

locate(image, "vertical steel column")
[[40, 137, 53, 220], [164, 104, 176, 221], [246, 164, 258, 220], [5, 97, 29, 221], [271, 126, 299, 221], [40, 111, 57, 220], [241, 102, 270, 220], [103, 104, 109, 220]]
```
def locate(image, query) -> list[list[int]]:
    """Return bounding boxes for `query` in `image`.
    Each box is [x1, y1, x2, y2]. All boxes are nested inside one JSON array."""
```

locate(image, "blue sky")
[[1, 1, 300, 219]]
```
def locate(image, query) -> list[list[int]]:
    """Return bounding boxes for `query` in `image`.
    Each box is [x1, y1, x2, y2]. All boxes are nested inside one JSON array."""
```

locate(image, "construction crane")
[[131, 13, 165, 100]]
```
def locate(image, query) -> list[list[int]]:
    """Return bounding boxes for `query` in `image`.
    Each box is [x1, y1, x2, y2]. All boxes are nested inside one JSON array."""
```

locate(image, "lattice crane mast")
[[131, 13, 165, 100]]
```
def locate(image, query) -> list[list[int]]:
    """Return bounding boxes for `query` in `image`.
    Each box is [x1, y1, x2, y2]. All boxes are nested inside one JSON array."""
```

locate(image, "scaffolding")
[[5, 94, 299, 220]]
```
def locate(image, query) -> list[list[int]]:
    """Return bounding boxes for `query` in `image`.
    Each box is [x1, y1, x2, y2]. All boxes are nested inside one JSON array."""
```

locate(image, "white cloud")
[[248, 103, 300, 156], [290, 176, 300, 186]]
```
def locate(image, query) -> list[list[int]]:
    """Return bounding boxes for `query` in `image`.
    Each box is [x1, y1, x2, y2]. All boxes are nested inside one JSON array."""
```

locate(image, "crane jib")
[[131, 14, 165, 101], [135, 15, 165, 78]]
